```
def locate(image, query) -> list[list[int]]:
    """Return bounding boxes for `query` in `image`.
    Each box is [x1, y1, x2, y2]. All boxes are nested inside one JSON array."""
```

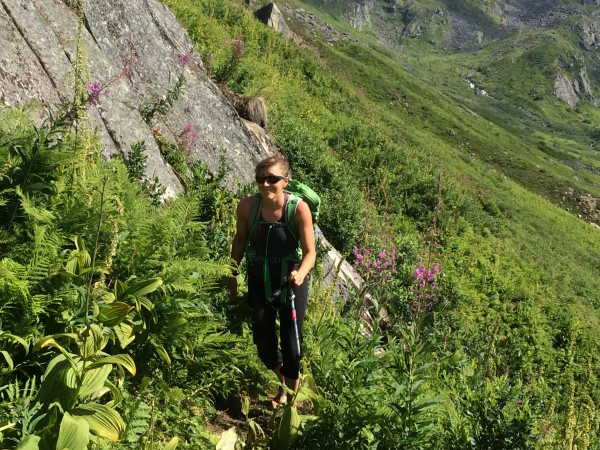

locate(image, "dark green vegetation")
[[1, 0, 600, 448]]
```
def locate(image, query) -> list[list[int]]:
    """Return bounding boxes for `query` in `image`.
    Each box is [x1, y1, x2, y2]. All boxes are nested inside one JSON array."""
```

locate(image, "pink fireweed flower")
[[233, 37, 245, 58], [180, 123, 199, 157], [410, 262, 441, 313], [86, 81, 108, 105], [352, 245, 397, 285]]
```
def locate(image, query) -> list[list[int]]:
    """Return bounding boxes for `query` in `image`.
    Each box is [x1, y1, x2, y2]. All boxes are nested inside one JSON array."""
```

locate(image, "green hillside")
[[1, 0, 600, 448]]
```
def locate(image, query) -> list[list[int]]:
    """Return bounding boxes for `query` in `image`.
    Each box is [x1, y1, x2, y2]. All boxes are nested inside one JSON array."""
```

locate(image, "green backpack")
[[245, 180, 320, 304]]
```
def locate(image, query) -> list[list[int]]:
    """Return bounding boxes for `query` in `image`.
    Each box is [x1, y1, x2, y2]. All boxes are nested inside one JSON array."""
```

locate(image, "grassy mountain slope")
[[166, 0, 600, 408], [4, 0, 600, 447], [312, 38, 600, 294]]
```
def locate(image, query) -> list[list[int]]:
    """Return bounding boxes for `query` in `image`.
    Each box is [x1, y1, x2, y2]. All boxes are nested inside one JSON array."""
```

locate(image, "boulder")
[[254, 3, 294, 39]]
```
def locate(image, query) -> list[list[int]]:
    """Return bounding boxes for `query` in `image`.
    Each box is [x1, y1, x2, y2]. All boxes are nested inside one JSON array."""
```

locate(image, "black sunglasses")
[[255, 174, 288, 184]]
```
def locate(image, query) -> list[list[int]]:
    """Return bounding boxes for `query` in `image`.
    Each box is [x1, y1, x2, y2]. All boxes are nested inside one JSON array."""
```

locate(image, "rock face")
[[581, 21, 600, 50], [555, 74, 579, 107], [554, 68, 595, 107], [344, 0, 375, 31], [0, 0, 269, 195]]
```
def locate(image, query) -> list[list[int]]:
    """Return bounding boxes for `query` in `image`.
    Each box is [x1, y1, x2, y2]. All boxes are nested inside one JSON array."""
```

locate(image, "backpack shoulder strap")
[[285, 194, 301, 241], [247, 193, 262, 236]]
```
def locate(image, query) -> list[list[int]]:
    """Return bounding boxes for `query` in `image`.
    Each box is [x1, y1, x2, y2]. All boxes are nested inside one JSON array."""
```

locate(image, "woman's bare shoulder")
[[238, 195, 257, 216]]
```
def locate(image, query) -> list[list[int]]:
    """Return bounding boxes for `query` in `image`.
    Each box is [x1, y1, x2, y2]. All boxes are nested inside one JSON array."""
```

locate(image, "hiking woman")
[[228, 154, 316, 407]]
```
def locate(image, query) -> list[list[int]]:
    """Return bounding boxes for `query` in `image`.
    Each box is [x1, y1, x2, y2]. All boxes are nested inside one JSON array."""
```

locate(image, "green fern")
[[0, 376, 41, 446], [121, 378, 153, 445]]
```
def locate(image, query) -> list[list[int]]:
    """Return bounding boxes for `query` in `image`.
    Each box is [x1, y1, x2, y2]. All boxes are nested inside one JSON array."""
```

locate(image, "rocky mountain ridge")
[[296, 0, 600, 108]]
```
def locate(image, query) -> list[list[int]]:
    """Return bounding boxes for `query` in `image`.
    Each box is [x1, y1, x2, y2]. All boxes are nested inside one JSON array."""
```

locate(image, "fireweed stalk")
[[179, 122, 199, 157], [352, 246, 397, 286], [410, 262, 441, 314]]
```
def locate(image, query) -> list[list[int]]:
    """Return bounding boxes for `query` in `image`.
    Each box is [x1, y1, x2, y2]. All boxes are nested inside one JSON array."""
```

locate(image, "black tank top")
[[248, 195, 300, 290], [249, 195, 299, 258]]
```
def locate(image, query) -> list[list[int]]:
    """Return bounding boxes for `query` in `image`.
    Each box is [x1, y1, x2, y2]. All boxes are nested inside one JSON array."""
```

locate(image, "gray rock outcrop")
[[578, 67, 595, 102], [554, 68, 595, 107], [344, 0, 375, 31], [254, 3, 294, 39], [0, 0, 269, 195], [581, 21, 600, 50], [554, 73, 579, 107]]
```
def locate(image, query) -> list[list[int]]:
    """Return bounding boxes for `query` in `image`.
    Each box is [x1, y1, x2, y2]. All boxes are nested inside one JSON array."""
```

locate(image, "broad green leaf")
[[0, 331, 29, 352], [15, 435, 41, 450], [36, 355, 79, 410], [101, 291, 116, 303], [122, 278, 163, 299], [142, 297, 158, 324], [64, 365, 81, 390], [80, 334, 96, 359], [150, 340, 171, 366], [70, 402, 125, 442], [89, 323, 108, 352], [294, 385, 320, 403], [139, 296, 155, 311], [216, 427, 239, 450], [35, 338, 79, 373], [56, 412, 89, 450], [90, 379, 122, 406], [114, 321, 136, 349], [97, 302, 133, 327], [114, 323, 136, 349], [277, 404, 301, 449], [33, 333, 78, 352], [88, 354, 136, 376], [79, 364, 112, 398], [1, 350, 14, 372], [113, 279, 127, 300], [241, 396, 250, 416], [164, 436, 180, 450]]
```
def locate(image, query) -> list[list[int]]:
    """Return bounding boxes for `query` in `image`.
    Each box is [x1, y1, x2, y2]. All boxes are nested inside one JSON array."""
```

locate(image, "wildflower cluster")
[[179, 123, 199, 156], [179, 53, 191, 66], [233, 37, 245, 58], [352, 246, 397, 285], [223, 37, 245, 59], [410, 262, 440, 313], [86, 81, 108, 105]]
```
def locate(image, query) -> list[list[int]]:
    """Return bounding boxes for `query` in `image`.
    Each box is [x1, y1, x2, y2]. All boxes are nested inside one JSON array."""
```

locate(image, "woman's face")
[[256, 163, 288, 199]]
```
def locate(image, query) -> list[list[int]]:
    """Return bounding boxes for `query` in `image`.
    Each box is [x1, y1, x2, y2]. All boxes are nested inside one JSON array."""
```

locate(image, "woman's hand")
[[227, 277, 238, 301], [288, 270, 305, 287]]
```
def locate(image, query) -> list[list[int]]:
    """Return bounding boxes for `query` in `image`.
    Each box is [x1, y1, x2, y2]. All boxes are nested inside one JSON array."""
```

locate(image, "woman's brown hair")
[[255, 154, 290, 177]]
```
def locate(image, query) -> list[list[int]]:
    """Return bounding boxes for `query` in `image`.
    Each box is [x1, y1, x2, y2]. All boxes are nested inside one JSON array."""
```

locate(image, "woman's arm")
[[228, 197, 252, 299], [289, 200, 316, 287]]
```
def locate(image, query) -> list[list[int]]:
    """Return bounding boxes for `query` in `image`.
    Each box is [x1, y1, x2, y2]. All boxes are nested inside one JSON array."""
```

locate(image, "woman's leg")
[[251, 302, 281, 371], [279, 281, 308, 394]]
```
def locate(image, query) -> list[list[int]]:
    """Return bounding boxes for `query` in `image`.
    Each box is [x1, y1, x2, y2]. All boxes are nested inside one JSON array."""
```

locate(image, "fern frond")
[[0, 258, 30, 324], [26, 225, 63, 285], [121, 379, 152, 444], [15, 186, 54, 224]]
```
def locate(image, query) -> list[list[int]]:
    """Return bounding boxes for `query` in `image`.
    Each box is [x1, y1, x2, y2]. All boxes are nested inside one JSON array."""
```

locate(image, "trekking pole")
[[288, 283, 301, 360]]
